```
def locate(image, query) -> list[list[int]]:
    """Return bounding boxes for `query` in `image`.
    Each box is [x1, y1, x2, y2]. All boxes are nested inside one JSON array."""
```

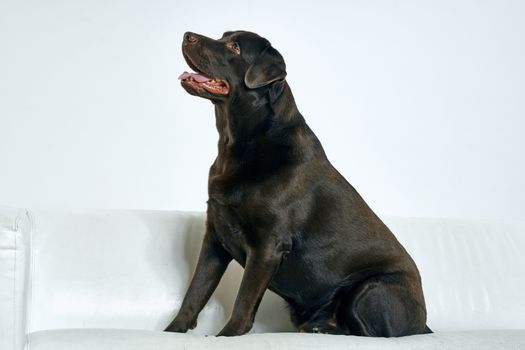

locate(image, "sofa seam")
[[12, 209, 34, 350], [25, 210, 35, 350], [13, 219, 18, 350]]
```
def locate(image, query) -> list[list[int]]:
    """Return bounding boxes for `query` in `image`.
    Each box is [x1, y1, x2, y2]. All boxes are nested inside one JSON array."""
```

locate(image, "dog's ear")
[[244, 45, 287, 89]]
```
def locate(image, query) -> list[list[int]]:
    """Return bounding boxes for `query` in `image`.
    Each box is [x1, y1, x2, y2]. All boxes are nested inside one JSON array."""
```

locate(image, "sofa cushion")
[[26, 329, 525, 350]]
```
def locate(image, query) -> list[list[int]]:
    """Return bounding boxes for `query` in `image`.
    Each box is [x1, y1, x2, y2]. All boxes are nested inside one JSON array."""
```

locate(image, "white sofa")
[[1, 206, 524, 350]]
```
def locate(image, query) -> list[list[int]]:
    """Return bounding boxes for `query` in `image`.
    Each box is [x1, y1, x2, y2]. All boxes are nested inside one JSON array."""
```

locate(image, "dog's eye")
[[228, 42, 241, 54]]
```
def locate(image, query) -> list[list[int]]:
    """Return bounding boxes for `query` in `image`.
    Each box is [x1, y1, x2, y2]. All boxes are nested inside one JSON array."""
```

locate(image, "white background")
[[1, 0, 524, 220]]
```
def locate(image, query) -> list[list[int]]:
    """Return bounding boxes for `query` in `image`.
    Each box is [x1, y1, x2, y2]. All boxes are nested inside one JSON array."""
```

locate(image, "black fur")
[[165, 31, 431, 337]]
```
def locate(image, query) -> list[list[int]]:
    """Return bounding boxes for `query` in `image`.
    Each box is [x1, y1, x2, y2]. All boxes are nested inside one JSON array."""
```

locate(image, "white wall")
[[1, 0, 524, 220]]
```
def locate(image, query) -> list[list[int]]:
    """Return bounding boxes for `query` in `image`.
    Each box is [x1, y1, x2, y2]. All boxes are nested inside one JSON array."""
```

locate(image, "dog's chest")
[[207, 160, 293, 266], [208, 182, 277, 262], [210, 201, 250, 266]]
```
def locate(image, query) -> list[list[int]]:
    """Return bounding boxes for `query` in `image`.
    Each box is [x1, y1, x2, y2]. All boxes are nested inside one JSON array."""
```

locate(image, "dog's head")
[[179, 31, 286, 102]]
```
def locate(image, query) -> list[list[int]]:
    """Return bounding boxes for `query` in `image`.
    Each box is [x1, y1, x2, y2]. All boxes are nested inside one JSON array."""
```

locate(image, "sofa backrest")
[[385, 216, 525, 331], [25, 209, 295, 335], [17, 208, 525, 333]]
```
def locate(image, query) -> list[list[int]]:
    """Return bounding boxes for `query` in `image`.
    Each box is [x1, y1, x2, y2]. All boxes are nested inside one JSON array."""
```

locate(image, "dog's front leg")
[[217, 243, 286, 336], [165, 232, 231, 333]]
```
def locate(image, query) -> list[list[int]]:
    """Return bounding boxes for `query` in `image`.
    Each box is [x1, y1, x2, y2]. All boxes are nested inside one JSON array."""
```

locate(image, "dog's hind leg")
[[337, 274, 428, 337]]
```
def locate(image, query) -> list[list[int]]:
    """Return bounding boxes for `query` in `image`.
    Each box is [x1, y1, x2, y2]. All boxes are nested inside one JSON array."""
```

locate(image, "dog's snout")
[[183, 32, 198, 44]]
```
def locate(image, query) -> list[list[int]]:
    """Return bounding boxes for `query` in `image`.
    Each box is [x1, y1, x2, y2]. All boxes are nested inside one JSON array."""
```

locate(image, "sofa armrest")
[[0, 207, 32, 350]]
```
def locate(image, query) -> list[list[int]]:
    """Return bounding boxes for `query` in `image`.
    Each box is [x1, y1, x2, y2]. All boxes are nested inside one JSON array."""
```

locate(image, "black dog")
[[166, 31, 431, 337]]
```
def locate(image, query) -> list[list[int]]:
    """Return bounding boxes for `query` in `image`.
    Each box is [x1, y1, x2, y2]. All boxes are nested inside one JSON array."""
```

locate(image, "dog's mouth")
[[179, 53, 229, 95]]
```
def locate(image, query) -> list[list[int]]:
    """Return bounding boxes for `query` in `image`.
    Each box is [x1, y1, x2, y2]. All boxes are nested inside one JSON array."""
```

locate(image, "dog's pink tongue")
[[178, 71, 212, 83]]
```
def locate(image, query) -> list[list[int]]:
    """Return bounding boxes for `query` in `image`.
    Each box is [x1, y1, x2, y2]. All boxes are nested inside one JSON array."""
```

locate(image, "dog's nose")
[[183, 32, 198, 44]]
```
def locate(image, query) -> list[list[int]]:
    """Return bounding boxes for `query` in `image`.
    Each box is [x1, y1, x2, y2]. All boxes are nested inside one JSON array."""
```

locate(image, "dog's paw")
[[164, 322, 188, 333], [164, 319, 197, 333], [216, 320, 251, 337], [298, 320, 339, 334]]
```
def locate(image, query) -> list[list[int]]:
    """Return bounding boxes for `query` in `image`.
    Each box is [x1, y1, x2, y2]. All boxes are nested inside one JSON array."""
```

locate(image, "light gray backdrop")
[[1, 0, 524, 220]]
